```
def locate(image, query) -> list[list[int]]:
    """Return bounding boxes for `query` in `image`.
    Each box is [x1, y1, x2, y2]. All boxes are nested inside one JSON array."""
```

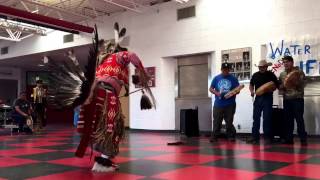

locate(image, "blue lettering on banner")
[[269, 40, 311, 59], [268, 40, 319, 76], [306, 59, 317, 74], [305, 45, 311, 54], [299, 59, 318, 75]]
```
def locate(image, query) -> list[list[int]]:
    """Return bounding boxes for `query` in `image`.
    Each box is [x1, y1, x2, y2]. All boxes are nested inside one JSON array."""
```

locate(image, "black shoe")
[[246, 138, 259, 144], [301, 139, 308, 146]]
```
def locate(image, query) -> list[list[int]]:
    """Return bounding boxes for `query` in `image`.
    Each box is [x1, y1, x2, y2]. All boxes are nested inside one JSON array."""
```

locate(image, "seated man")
[[11, 92, 33, 133]]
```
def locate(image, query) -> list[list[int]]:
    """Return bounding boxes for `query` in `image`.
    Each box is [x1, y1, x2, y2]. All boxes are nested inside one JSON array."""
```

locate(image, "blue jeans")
[[11, 114, 26, 131], [283, 98, 307, 141], [252, 95, 273, 140]]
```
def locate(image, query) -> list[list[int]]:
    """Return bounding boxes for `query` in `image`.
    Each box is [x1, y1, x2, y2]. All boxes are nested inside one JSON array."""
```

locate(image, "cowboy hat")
[[256, 60, 272, 67]]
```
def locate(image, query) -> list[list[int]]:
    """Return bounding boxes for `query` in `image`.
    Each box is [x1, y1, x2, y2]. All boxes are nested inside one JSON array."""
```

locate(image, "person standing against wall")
[[31, 80, 47, 129], [247, 60, 278, 144], [279, 56, 307, 146], [209, 62, 240, 142]]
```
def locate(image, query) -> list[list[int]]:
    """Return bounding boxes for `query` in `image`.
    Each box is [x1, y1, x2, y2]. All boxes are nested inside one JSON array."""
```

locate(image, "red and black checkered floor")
[[0, 126, 320, 180]]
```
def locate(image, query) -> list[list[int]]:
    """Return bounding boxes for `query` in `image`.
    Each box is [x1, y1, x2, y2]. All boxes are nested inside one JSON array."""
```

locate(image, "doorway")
[[0, 79, 18, 105]]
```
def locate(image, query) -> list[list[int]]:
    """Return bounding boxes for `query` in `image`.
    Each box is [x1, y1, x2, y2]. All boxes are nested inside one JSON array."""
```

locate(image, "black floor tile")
[[15, 151, 75, 161], [186, 147, 249, 156], [0, 162, 78, 180], [258, 174, 317, 180], [117, 159, 188, 176], [205, 158, 290, 172], [265, 146, 320, 154], [0, 144, 17, 150], [118, 150, 170, 158], [301, 156, 320, 165]]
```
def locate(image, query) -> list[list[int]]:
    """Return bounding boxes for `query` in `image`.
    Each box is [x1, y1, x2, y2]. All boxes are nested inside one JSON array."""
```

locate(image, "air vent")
[[1, 47, 8, 55], [63, 34, 74, 43], [177, 6, 195, 20]]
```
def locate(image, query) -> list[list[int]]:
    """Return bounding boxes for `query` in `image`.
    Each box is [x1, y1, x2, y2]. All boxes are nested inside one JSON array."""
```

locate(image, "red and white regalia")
[[75, 51, 148, 158]]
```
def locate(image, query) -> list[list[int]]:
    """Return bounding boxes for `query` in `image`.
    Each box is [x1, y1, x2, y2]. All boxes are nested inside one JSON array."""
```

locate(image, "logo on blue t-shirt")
[[217, 79, 232, 93]]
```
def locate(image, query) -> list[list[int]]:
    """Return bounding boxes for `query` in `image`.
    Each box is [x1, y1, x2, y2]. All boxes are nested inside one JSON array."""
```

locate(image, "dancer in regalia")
[[48, 23, 155, 172]]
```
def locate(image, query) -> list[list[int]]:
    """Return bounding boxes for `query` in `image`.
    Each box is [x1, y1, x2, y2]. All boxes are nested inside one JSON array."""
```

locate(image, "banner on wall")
[[266, 39, 320, 135], [266, 39, 320, 77]]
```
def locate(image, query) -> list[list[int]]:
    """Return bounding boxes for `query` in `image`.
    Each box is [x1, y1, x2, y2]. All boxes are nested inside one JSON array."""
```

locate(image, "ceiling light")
[[175, 0, 190, 3], [43, 56, 48, 64]]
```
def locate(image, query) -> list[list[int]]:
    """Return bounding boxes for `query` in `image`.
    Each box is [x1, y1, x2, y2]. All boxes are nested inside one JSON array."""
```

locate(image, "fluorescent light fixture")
[[175, 0, 190, 3], [43, 56, 48, 64]]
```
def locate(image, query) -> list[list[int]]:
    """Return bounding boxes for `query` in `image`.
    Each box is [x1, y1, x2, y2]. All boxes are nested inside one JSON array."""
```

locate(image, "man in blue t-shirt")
[[209, 62, 239, 142]]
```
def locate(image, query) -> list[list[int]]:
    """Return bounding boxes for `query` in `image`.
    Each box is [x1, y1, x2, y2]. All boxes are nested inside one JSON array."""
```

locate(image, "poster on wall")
[[266, 39, 320, 77], [221, 47, 251, 82], [135, 67, 156, 88]]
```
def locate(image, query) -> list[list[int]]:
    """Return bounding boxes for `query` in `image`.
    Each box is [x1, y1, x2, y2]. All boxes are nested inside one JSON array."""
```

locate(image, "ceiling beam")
[[0, 4, 94, 33], [20, 0, 94, 21], [102, 0, 142, 13], [0, 19, 46, 41]]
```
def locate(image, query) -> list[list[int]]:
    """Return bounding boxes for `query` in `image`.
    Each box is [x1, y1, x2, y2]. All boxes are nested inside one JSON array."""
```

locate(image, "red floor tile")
[[236, 152, 312, 163], [152, 165, 266, 180], [0, 157, 39, 167], [48, 156, 94, 168], [0, 148, 55, 157], [26, 169, 144, 180], [145, 153, 223, 165], [272, 163, 320, 179]]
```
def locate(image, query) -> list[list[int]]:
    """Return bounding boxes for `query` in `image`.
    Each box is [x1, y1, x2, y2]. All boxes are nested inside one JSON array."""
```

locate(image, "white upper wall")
[[1, 0, 320, 131]]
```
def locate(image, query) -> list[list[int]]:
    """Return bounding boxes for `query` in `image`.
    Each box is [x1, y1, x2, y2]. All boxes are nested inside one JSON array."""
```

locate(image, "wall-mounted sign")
[[135, 67, 156, 88], [267, 39, 320, 77], [221, 47, 252, 81]]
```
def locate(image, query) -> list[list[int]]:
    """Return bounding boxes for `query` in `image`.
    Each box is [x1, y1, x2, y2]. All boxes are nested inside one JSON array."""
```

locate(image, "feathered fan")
[[47, 25, 99, 109]]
